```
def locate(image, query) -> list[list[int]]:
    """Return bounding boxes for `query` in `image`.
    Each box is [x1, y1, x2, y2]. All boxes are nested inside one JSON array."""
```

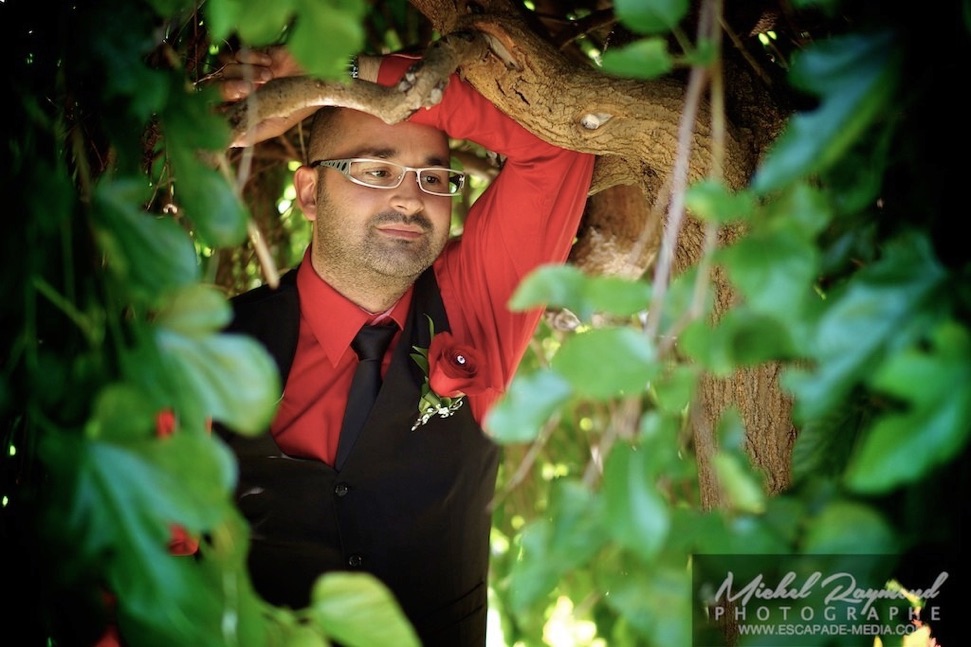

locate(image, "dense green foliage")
[[2, 0, 967, 646]]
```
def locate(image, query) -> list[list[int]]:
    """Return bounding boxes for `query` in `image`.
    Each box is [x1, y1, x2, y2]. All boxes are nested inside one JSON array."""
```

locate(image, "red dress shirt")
[[271, 55, 595, 465]]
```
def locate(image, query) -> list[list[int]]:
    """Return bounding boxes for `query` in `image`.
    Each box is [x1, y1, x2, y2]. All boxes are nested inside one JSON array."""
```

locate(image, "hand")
[[216, 46, 304, 102]]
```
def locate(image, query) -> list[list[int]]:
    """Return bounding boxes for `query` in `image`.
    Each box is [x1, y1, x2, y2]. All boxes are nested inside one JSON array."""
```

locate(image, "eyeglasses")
[[310, 158, 466, 197]]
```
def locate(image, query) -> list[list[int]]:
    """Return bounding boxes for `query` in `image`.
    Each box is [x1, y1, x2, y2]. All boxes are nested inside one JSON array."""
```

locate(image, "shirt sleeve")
[[377, 55, 596, 420]]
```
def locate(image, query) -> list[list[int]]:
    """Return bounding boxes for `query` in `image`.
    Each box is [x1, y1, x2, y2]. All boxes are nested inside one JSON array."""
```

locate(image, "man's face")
[[294, 108, 454, 288]]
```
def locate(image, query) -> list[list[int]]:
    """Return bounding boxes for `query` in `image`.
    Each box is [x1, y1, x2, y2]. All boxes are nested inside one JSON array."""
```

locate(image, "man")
[[218, 48, 594, 646]]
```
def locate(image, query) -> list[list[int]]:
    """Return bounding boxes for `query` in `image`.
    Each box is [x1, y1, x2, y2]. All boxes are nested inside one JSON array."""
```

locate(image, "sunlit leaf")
[[614, 0, 689, 35], [236, 0, 294, 45], [152, 283, 234, 336], [685, 181, 757, 224], [485, 369, 572, 443], [155, 327, 281, 435], [308, 573, 420, 647], [713, 454, 766, 515], [681, 309, 795, 375], [601, 38, 673, 79], [511, 264, 651, 321], [717, 228, 819, 318], [604, 443, 670, 560], [553, 327, 656, 399], [507, 482, 605, 610], [650, 363, 699, 415], [507, 520, 558, 610], [603, 563, 692, 645], [288, 0, 366, 80]]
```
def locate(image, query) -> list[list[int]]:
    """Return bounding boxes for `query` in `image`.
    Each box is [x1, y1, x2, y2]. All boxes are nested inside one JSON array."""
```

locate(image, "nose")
[[390, 169, 426, 215]]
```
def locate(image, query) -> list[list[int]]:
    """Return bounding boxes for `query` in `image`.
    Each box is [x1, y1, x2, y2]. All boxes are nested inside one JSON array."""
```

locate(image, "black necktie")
[[335, 323, 397, 470]]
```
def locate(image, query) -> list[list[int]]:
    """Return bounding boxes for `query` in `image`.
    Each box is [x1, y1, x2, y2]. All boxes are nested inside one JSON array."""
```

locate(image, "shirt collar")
[[296, 247, 411, 366]]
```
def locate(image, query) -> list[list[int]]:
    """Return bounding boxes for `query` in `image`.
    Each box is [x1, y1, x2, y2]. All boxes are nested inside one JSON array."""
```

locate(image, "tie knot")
[[351, 324, 397, 362]]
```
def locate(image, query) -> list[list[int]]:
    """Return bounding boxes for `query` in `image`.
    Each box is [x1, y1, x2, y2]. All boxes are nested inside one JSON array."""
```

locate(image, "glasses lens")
[[348, 160, 402, 188], [418, 169, 464, 196]]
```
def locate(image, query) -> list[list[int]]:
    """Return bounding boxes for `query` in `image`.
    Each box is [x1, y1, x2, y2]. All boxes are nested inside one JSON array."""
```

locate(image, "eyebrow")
[[351, 147, 450, 168]]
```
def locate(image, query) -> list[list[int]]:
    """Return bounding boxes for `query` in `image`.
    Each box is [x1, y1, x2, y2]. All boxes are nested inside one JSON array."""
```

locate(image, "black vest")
[[219, 268, 500, 647]]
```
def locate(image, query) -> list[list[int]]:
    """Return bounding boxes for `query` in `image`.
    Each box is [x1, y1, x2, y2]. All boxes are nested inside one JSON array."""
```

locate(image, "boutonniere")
[[411, 317, 490, 430]]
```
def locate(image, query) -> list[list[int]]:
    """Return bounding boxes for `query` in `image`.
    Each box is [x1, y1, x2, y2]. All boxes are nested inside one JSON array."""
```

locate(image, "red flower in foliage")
[[154, 408, 199, 556]]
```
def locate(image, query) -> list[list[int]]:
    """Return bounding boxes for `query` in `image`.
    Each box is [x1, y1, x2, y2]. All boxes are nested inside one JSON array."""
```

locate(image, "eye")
[[364, 165, 393, 179], [353, 160, 399, 185]]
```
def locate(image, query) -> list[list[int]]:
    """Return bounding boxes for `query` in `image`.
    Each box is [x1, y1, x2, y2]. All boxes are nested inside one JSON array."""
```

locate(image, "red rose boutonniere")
[[411, 318, 491, 430]]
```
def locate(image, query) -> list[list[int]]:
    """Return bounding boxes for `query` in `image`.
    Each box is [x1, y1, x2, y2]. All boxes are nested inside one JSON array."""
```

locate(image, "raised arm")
[[375, 54, 596, 410]]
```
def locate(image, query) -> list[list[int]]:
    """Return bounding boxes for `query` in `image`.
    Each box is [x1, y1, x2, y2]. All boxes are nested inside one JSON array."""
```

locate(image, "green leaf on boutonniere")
[[411, 315, 465, 430]]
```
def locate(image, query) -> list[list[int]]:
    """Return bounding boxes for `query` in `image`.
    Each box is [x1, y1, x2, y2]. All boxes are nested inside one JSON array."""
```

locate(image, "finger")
[[233, 49, 274, 66], [265, 46, 303, 76], [218, 78, 258, 102], [220, 64, 273, 83]]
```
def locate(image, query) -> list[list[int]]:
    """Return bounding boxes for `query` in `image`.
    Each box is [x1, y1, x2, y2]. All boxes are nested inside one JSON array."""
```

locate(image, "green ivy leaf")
[[155, 327, 281, 435], [603, 443, 670, 560], [508, 482, 605, 610], [685, 180, 757, 224], [784, 232, 947, 423], [553, 327, 657, 399], [763, 181, 834, 239], [307, 573, 420, 647], [485, 369, 573, 443], [238, 0, 294, 45], [650, 363, 699, 415], [510, 264, 652, 321], [92, 179, 200, 302], [614, 0, 689, 35], [601, 38, 673, 79], [59, 434, 235, 556], [167, 147, 249, 248], [846, 321, 971, 493], [162, 82, 233, 151], [507, 520, 557, 610], [681, 309, 796, 375], [802, 500, 896, 554], [41, 432, 234, 644], [152, 283, 234, 337], [603, 563, 692, 645], [713, 454, 766, 515], [288, 0, 366, 80], [717, 229, 818, 318], [85, 383, 156, 442], [753, 31, 900, 193], [89, 2, 169, 120]]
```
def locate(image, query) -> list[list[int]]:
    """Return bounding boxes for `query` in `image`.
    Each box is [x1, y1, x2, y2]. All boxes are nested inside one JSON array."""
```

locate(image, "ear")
[[293, 166, 319, 221]]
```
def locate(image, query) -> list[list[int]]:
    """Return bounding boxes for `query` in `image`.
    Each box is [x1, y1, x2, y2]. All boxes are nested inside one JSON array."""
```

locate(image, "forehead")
[[313, 108, 450, 164]]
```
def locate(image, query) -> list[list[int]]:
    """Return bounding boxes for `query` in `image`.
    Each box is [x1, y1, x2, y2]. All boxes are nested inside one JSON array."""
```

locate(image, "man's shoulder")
[[231, 268, 298, 305], [227, 269, 299, 332]]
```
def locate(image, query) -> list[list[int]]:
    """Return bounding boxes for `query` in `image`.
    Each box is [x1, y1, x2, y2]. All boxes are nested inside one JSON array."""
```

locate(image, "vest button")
[[347, 554, 363, 568], [334, 482, 350, 497]]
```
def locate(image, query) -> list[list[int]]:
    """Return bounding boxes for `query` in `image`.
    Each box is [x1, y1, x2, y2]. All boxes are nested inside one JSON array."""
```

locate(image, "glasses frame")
[[310, 157, 466, 197]]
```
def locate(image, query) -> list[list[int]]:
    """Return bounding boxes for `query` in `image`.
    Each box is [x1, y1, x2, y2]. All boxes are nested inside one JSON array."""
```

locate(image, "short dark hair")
[[307, 107, 341, 163]]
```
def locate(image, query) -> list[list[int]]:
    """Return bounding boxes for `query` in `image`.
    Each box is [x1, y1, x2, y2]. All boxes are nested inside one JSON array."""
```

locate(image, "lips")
[[376, 224, 424, 239]]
